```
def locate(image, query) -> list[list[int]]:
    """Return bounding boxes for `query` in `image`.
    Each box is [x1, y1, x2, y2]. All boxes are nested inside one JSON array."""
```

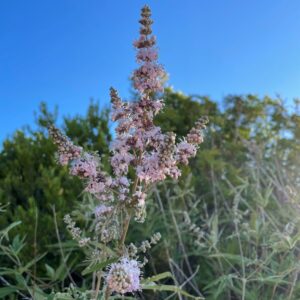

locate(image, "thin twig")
[[94, 271, 102, 300], [288, 270, 299, 300], [170, 259, 202, 297]]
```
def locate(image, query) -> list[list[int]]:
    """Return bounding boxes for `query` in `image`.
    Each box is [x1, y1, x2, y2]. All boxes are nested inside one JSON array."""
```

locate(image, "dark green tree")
[[0, 101, 111, 265]]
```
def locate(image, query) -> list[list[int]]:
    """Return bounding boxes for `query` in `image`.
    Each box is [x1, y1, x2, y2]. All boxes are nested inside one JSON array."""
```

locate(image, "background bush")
[[1, 90, 300, 299]]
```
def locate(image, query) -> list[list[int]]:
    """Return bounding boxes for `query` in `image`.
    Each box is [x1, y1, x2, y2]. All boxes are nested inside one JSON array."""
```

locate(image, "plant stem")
[[118, 154, 141, 253], [288, 269, 299, 300], [104, 286, 111, 300], [94, 272, 102, 300], [119, 212, 132, 253]]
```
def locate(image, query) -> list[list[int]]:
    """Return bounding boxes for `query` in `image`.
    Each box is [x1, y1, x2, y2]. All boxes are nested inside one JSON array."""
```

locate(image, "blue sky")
[[1, 0, 300, 141]]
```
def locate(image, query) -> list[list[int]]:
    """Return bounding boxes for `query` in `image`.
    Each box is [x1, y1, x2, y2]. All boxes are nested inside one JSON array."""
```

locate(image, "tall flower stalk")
[[48, 5, 208, 299]]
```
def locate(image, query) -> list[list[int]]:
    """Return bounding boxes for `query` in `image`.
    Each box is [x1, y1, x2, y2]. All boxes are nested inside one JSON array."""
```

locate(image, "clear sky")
[[1, 0, 300, 141]]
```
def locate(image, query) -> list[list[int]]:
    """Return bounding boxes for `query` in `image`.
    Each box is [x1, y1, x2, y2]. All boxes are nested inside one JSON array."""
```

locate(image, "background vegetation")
[[1, 89, 300, 299]]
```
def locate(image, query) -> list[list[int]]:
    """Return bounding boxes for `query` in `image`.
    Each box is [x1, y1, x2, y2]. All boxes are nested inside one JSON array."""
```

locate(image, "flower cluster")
[[132, 5, 165, 95], [49, 124, 114, 203], [63, 214, 90, 247], [70, 154, 98, 178], [94, 204, 113, 217], [48, 125, 82, 165], [106, 258, 141, 294], [176, 116, 209, 165], [48, 5, 208, 297]]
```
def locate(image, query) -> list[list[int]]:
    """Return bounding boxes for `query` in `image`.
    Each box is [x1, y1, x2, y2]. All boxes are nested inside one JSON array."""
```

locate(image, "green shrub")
[[0, 101, 111, 267], [1, 91, 300, 299]]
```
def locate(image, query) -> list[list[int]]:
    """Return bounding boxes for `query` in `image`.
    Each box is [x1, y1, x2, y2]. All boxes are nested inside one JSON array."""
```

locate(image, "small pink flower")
[[111, 151, 134, 176], [107, 258, 141, 294], [134, 188, 147, 207], [95, 205, 113, 217], [176, 141, 197, 165], [70, 154, 98, 178]]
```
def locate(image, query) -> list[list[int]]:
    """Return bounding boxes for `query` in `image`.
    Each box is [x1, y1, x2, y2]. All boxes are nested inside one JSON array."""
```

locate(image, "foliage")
[[0, 101, 111, 266], [1, 89, 300, 299], [1, 87, 300, 298], [144, 92, 300, 299], [147, 149, 300, 299]]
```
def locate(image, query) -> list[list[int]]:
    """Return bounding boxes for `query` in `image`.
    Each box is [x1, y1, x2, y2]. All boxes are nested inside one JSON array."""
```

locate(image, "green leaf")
[[18, 252, 47, 274], [89, 241, 117, 256], [14, 273, 27, 289], [141, 272, 173, 284], [53, 293, 74, 300], [204, 274, 236, 298], [82, 258, 117, 275], [54, 253, 72, 281], [11, 234, 26, 254], [210, 213, 219, 247], [249, 275, 289, 285], [28, 286, 48, 300], [110, 296, 135, 300], [47, 240, 78, 249], [0, 286, 17, 298], [141, 283, 204, 299], [208, 253, 254, 265], [45, 264, 56, 280], [0, 221, 22, 242], [0, 267, 18, 276]]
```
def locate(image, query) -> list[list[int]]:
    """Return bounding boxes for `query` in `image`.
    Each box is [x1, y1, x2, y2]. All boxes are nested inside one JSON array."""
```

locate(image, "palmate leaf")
[[28, 286, 49, 300], [52, 253, 74, 281], [14, 272, 28, 290], [44, 253, 76, 282], [18, 252, 47, 274], [141, 283, 204, 299], [0, 221, 22, 242], [11, 234, 26, 254], [81, 257, 118, 275], [203, 274, 237, 299]]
